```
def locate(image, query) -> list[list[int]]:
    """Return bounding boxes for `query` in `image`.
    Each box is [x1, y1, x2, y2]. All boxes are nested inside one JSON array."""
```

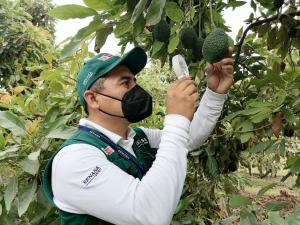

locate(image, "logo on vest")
[[104, 146, 114, 155], [83, 166, 102, 186], [136, 138, 148, 148]]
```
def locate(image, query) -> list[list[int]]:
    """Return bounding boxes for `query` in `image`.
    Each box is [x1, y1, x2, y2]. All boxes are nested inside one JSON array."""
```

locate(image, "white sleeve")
[[187, 87, 227, 151], [140, 88, 227, 152], [52, 115, 190, 225]]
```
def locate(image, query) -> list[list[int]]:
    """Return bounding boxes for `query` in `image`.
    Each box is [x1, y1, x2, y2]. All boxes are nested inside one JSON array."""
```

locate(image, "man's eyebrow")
[[119, 74, 135, 81]]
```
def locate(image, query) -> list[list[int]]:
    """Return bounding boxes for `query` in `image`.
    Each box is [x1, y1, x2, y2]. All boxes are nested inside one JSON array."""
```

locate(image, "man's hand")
[[166, 77, 199, 121], [207, 48, 234, 94]]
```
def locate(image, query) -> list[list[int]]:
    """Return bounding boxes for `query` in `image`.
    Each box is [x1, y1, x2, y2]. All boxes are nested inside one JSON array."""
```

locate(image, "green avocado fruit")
[[180, 28, 198, 49], [273, 0, 284, 9], [192, 37, 204, 61], [153, 20, 171, 43], [202, 28, 229, 63]]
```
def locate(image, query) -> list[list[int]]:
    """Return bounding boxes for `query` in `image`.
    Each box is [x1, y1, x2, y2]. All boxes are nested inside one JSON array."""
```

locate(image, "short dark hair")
[[85, 77, 106, 115]]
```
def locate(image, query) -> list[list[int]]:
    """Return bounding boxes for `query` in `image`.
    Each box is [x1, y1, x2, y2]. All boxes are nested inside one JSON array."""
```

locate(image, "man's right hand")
[[166, 77, 199, 121]]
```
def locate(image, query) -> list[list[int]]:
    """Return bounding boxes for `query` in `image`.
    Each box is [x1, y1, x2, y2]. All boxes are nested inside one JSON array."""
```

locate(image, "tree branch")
[[238, 62, 260, 78], [281, 171, 292, 182], [234, 11, 300, 69]]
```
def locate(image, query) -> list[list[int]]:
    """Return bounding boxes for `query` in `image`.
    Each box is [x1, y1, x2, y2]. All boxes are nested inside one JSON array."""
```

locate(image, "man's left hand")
[[206, 48, 234, 94]]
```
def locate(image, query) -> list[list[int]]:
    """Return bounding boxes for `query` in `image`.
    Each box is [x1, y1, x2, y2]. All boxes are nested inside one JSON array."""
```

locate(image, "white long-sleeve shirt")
[[51, 87, 227, 225]]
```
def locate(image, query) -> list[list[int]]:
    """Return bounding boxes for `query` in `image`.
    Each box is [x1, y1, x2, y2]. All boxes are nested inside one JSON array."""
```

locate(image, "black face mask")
[[95, 85, 153, 123]]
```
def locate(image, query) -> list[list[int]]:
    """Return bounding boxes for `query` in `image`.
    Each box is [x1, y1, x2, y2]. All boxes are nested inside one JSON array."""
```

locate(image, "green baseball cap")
[[76, 46, 147, 110]]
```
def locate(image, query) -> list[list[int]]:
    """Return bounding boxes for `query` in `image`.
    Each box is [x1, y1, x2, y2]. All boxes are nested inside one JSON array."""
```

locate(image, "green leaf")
[[279, 139, 285, 156], [36, 67, 65, 82], [4, 177, 18, 212], [19, 158, 40, 175], [175, 194, 196, 215], [165, 2, 184, 22], [224, 111, 242, 121], [228, 0, 247, 9], [17, 179, 37, 217], [29, 187, 52, 224], [240, 132, 253, 143], [247, 101, 274, 108], [61, 20, 105, 58], [250, 109, 272, 123], [131, 0, 148, 24], [268, 212, 288, 225], [240, 208, 259, 225], [114, 19, 132, 37], [132, 15, 145, 36], [44, 114, 72, 133], [256, 182, 278, 199], [0, 210, 14, 225], [0, 111, 26, 136], [28, 149, 41, 161], [168, 34, 179, 54], [219, 215, 238, 225], [0, 131, 6, 150], [229, 195, 252, 208], [46, 125, 77, 140], [295, 173, 300, 188], [240, 108, 262, 116], [83, 0, 112, 10], [43, 106, 60, 125], [0, 146, 19, 161], [94, 26, 113, 52], [48, 4, 97, 20], [257, 23, 270, 38], [266, 201, 290, 212], [249, 140, 274, 154], [151, 41, 164, 57], [286, 156, 300, 173], [286, 205, 300, 224], [236, 120, 253, 143], [206, 155, 219, 177], [250, 0, 256, 11], [146, 0, 166, 26], [267, 27, 277, 50]]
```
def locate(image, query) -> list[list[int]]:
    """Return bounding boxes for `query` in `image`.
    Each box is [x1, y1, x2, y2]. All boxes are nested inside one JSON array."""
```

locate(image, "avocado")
[[273, 0, 284, 9], [192, 37, 204, 61], [153, 20, 170, 43], [202, 28, 229, 63], [127, 0, 139, 12], [180, 28, 198, 49]]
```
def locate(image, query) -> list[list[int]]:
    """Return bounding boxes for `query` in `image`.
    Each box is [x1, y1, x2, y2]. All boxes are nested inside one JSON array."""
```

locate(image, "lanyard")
[[79, 125, 146, 177]]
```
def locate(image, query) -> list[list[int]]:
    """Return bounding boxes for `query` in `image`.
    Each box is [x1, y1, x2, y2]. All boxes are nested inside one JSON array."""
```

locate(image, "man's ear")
[[84, 90, 99, 110]]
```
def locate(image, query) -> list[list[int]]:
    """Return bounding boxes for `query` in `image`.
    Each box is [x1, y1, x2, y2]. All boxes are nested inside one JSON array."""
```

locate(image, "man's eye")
[[122, 81, 129, 86]]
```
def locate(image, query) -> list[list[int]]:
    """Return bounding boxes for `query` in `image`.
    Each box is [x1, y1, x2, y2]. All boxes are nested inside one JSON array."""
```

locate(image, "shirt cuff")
[[164, 114, 191, 131], [203, 87, 228, 105]]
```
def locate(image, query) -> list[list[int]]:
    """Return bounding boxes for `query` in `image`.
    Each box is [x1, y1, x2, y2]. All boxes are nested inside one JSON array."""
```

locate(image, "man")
[[43, 46, 234, 225]]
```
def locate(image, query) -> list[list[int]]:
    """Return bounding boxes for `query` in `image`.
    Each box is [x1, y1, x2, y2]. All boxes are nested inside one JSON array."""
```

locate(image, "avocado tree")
[[48, 0, 300, 185], [47, 0, 300, 222], [0, 0, 56, 86]]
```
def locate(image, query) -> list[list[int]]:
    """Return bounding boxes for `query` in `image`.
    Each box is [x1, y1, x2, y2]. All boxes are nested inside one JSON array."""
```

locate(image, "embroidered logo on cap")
[[104, 146, 114, 155], [83, 71, 93, 85], [98, 53, 113, 61]]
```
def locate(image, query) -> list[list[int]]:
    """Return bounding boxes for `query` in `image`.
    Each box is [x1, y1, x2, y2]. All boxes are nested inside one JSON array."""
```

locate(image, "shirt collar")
[[79, 118, 136, 144]]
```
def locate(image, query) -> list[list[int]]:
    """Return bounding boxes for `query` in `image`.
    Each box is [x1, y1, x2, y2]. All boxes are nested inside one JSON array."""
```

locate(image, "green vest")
[[43, 127, 157, 225]]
